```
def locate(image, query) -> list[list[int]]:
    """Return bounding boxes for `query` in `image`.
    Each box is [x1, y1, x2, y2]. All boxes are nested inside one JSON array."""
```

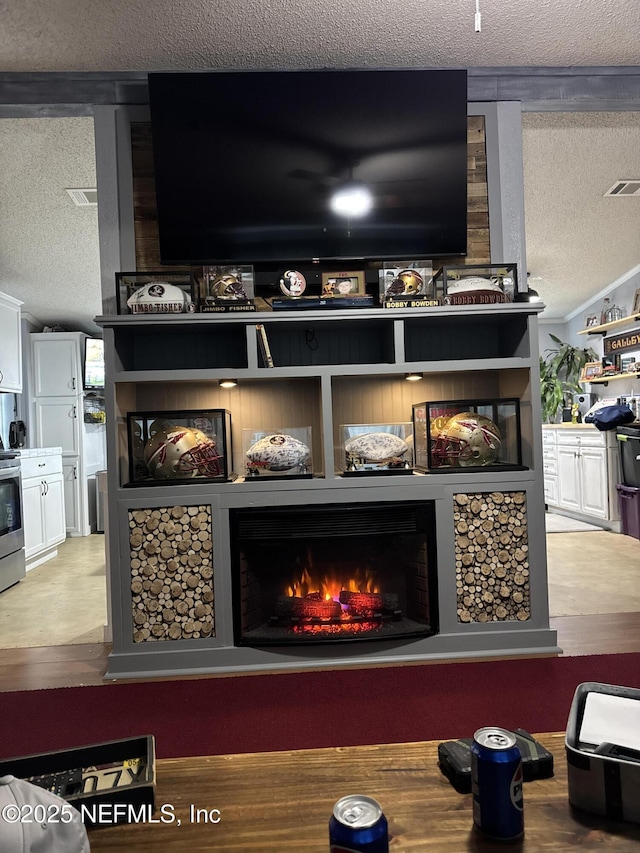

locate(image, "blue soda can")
[[329, 795, 389, 852], [471, 727, 524, 840]]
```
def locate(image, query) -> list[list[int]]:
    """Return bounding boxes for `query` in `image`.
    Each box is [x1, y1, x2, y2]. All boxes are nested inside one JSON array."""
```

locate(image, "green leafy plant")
[[540, 334, 598, 423]]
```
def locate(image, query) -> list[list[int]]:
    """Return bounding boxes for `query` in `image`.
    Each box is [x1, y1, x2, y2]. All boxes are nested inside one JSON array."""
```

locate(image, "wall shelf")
[[586, 371, 640, 385], [578, 313, 640, 336]]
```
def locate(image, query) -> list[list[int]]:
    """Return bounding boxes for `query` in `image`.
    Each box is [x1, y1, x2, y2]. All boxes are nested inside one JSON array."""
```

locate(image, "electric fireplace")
[[230, 501, 438, 646]]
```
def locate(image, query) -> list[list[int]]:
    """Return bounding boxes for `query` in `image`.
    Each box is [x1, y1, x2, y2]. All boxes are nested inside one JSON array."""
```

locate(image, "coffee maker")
[[8, 420, 26, 448]]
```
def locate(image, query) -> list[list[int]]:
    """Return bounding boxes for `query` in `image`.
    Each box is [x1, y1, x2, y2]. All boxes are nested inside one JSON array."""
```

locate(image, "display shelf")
[[100, 304, 539, 375], [577, 313, 640, 335], [586, 371, 640, 385]]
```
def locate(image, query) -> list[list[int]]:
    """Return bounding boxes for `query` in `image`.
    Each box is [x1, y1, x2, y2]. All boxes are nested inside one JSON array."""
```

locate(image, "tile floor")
[[0, 526, 637, 649], [0, 535, 107, 649]]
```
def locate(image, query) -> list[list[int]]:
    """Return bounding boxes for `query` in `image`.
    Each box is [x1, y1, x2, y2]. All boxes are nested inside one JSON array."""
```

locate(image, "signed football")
[[246, 433, 310, 471], [345, 432, 410, 463]]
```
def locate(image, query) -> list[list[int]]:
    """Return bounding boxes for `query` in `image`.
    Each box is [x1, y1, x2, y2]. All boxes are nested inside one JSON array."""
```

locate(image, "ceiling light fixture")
[[405, 372, 424, 382], [219, 378, 238, 389]]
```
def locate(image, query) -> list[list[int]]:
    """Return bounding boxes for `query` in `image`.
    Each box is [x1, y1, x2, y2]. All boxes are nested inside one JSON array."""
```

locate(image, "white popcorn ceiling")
[[0, 118, 101, 334], [523, 112, 640, 320], [2, 0, 639, 71], [1, 1, 640, 328]]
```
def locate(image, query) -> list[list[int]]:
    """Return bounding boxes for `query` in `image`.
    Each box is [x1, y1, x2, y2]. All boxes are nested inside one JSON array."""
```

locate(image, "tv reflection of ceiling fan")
[[287, 167, 341, 188], [288, 164, 374, 217]]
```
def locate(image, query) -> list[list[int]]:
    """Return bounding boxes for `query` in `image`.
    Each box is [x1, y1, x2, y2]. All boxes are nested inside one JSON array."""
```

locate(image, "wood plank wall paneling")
[[128, 379, 323, 476], [331, 373, 500, 471], [131, 116, 490, 273], [332, 374, 501, 437]]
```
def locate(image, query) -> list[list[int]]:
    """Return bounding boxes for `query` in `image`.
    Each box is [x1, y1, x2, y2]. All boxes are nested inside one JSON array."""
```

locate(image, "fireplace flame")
[[286, 566, 380, 601]]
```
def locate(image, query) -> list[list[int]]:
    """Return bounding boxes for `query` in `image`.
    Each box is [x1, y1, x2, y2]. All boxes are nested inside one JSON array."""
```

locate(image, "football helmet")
[[144, 425, 223, 479], [385, 269, 423, 296], [432, 412, 501, 467], [212, 274, 247, 300]]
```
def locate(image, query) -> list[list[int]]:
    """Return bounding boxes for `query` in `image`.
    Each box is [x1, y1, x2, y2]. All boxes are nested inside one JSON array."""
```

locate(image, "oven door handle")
[[0, 466, 20, 478]]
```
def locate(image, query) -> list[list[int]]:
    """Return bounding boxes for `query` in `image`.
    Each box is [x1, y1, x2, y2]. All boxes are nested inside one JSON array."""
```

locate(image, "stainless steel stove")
[[0, 451, 25, 592]]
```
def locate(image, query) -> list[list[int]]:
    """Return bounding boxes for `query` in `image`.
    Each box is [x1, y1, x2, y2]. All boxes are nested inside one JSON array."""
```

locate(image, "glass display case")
[[412, 398, 524, 472], [378, 261, 436, 306], [243, 427, 313, 479], [340, 423, 413, 475], [201, 265, 256, 313], [433, 263, 517, 305], [126, 409, 234, 485]]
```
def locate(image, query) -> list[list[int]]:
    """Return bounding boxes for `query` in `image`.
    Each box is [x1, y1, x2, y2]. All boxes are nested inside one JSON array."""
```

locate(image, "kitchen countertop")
[[542, 423, 600, 429], [16, 447, 63, 457]]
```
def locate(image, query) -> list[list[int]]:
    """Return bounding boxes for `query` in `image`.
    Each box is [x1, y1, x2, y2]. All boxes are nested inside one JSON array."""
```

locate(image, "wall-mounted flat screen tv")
[[147, 69, 468, 264]]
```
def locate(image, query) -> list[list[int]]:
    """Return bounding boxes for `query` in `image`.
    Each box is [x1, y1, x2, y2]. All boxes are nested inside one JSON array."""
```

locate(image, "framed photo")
[[115, 271, 196, 315], [632, 288, 640, 316], [579, 361, 602, 382], [321, 270, 366, 297], [585, 314, 600, 328]]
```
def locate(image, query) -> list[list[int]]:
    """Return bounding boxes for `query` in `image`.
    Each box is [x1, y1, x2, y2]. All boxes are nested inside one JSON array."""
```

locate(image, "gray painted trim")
[[94, 105, 149, 314], [471, 102, 527, 288], [2, 68, 640, 114], [105, 629, 561, 679]]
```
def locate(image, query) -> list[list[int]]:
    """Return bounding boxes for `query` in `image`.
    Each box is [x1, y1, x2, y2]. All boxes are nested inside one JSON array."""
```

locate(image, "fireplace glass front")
[[231, 501, 438, 646]]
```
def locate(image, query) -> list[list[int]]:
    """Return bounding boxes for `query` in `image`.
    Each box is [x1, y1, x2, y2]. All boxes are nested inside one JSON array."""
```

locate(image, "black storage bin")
[[617, 484, 640, 540], [616, 425, 640, 488]]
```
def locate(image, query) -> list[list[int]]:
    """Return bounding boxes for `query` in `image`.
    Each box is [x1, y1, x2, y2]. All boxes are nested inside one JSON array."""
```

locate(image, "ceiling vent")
[[604, 180, 640, 197], [65, 188, 98, 206]]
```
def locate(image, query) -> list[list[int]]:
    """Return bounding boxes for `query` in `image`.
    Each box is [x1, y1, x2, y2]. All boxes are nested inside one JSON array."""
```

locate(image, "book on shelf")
[[256, 323, 274, 368]]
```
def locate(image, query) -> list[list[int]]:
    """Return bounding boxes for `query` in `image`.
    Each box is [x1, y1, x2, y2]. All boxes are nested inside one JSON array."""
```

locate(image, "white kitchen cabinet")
[[32, 336, 80, 397], [20, 449, 66, 569], [31, 332, 106, 537], [0, 291, 23, 393], [545, 426, 619, 524], [62, 460, 81, 535], [33, 397, 81, 455], [542, 429, 558, 507]]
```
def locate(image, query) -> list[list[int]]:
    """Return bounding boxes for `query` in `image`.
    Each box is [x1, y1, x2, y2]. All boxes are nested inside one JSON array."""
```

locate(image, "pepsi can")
[[471, 727, 524, 840], [329, 794, 389, 852]]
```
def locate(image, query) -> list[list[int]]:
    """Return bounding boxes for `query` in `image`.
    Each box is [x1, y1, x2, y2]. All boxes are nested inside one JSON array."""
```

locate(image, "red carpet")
[[2, 654, 639, 760]]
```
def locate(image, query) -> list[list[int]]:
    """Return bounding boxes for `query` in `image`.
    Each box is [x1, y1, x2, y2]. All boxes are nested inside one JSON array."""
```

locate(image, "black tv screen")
[[148, 69, 468, 264]]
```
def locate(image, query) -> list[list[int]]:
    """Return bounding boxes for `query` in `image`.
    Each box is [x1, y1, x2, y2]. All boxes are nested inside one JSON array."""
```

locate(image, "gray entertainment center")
[[99, 302, 558, 679]]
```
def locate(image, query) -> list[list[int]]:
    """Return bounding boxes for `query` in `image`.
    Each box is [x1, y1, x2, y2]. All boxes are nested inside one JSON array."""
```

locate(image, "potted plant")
[[540, 334, 598, 423]]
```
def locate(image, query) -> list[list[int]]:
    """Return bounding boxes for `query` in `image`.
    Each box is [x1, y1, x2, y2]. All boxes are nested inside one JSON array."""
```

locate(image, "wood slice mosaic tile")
[[128, 505, 214, 642], [454, 491, 530, 623]]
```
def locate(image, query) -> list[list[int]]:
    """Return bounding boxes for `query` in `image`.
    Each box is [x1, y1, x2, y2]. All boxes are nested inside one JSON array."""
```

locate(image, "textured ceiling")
[[1, 1, 640, 330], [523, 112, 640, 320], [2, 0, 640, 71], [0, 118, 101, 334]]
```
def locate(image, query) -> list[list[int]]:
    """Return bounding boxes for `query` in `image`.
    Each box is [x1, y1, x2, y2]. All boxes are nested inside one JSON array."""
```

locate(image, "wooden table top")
[[87, 733, 640, 851]]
